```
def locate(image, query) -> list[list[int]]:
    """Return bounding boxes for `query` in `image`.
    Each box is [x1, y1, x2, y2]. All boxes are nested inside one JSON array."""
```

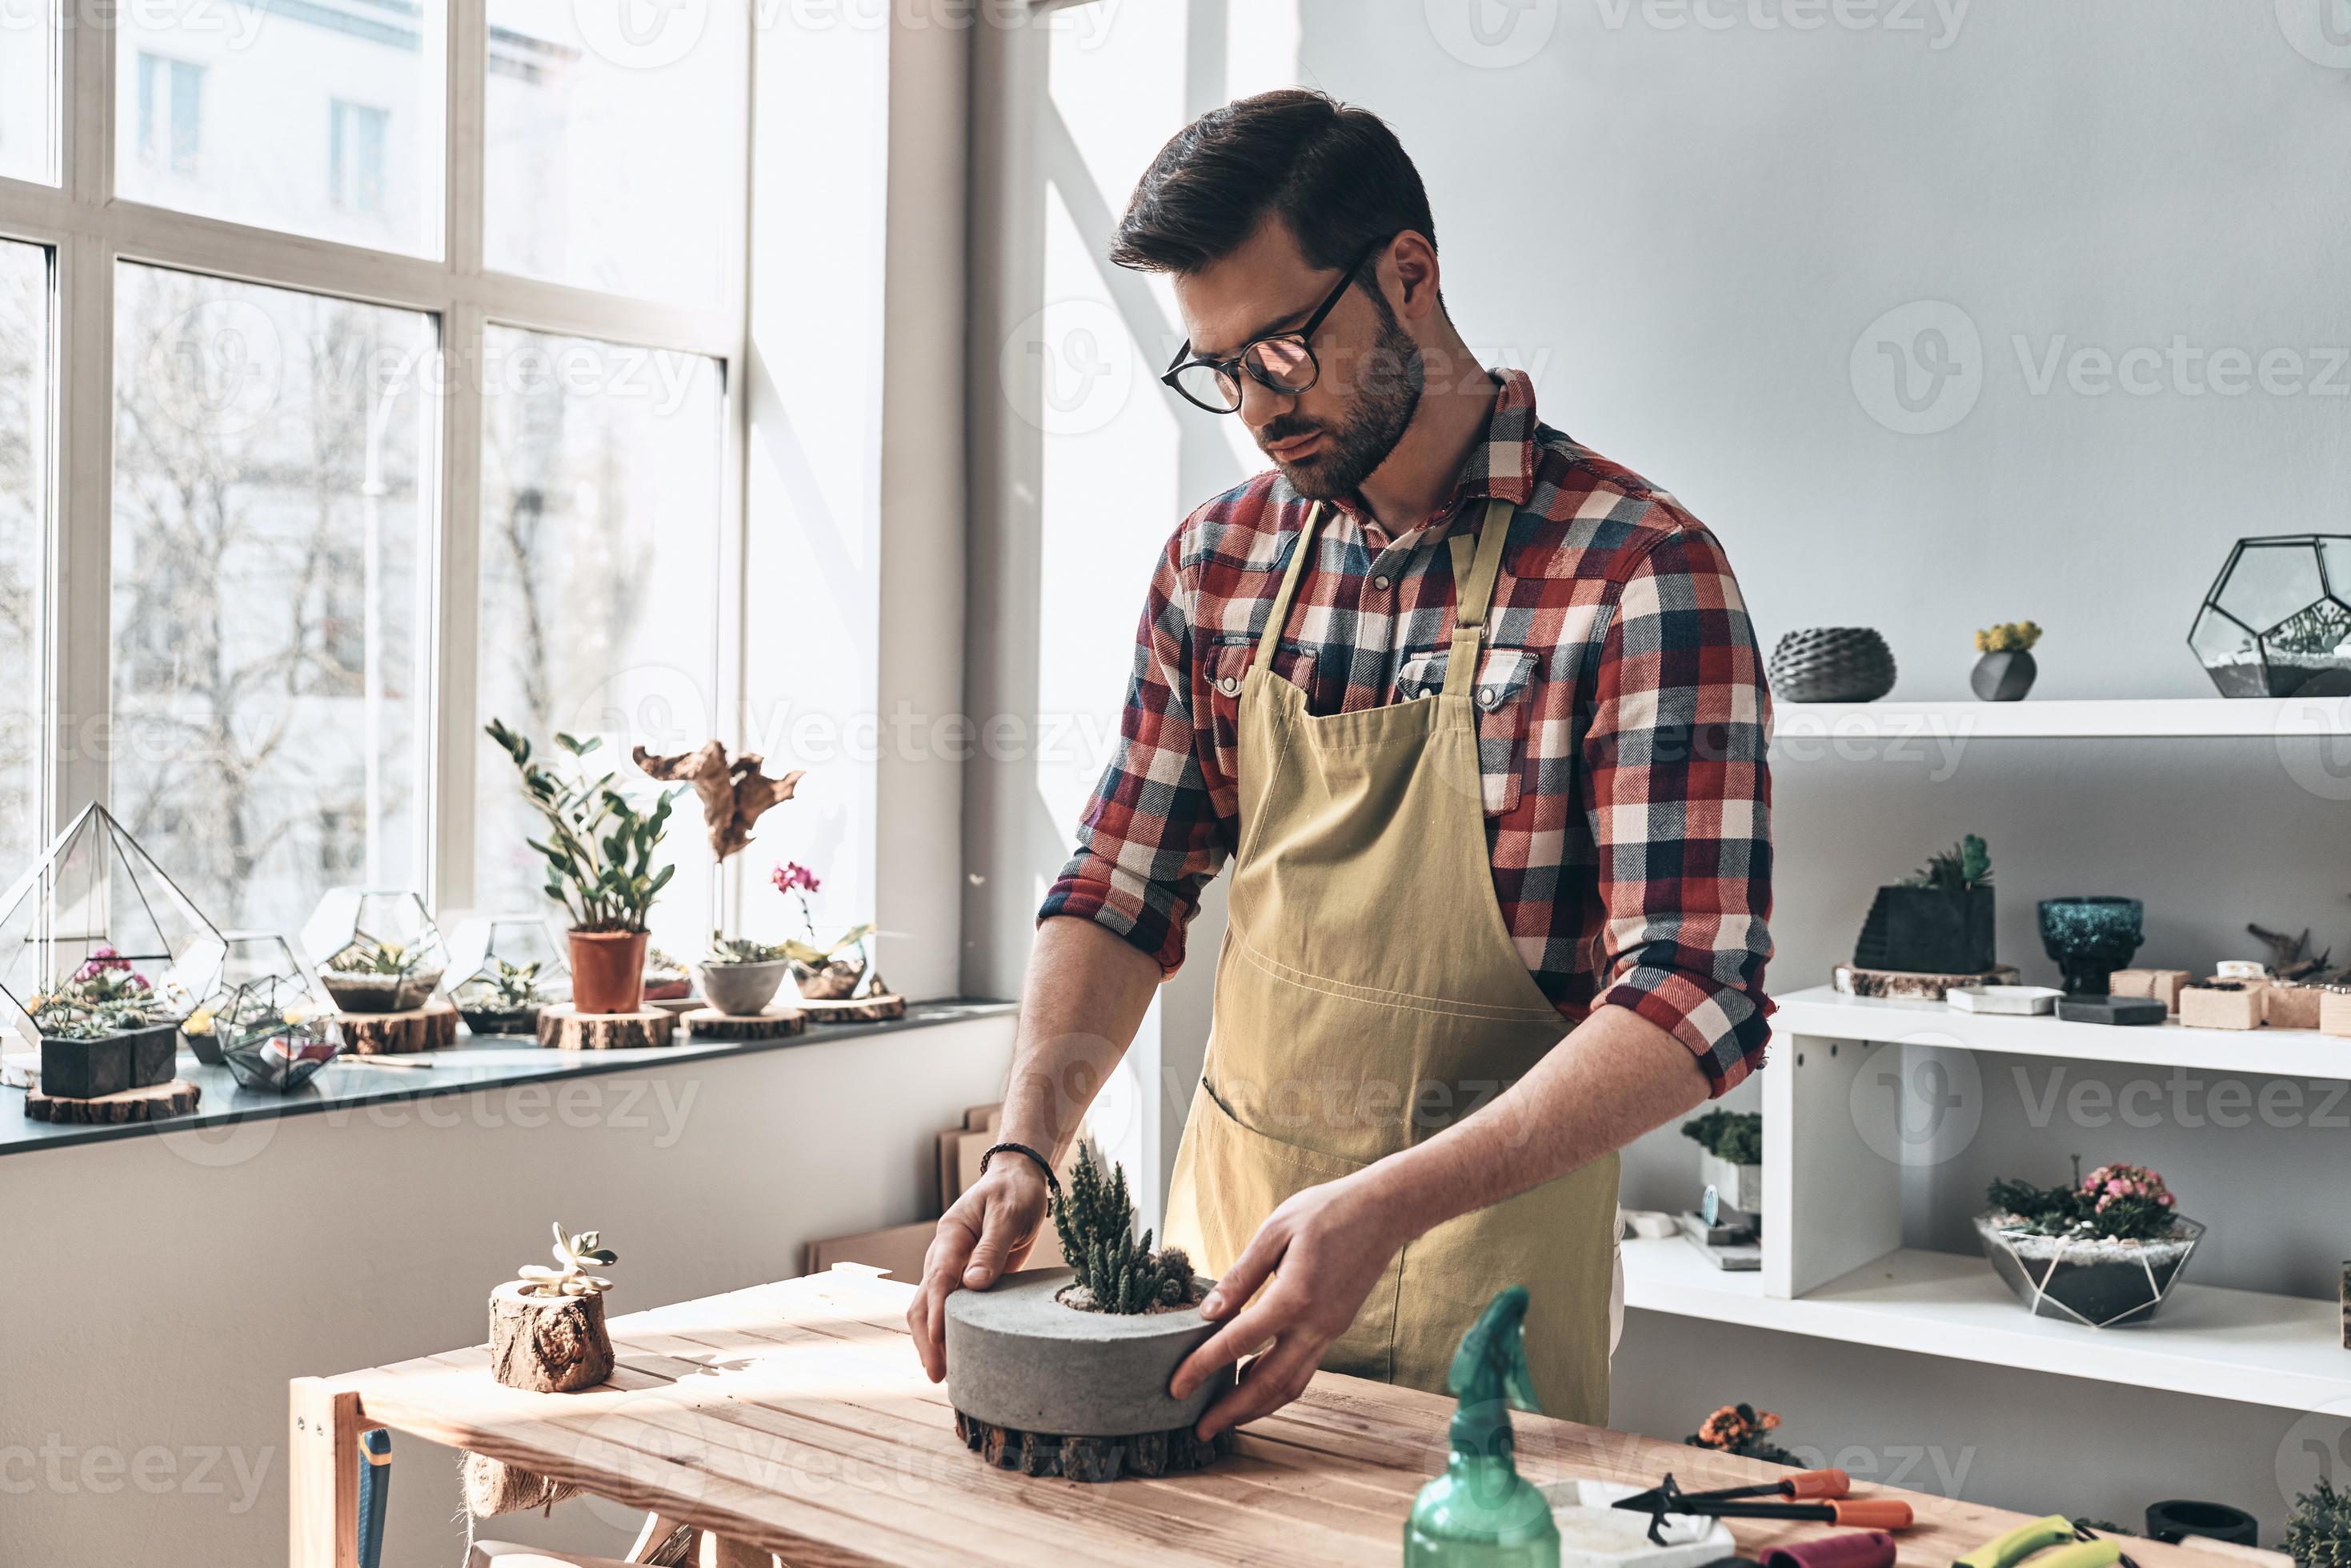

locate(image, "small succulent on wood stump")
[[1051, 1146, 1201, 1314], [519, 1222, 618, 1297]]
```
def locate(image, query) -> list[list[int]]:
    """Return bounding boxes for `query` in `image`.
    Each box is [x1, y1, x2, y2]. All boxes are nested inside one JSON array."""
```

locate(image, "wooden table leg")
[[290, 1378, 367, 1568]]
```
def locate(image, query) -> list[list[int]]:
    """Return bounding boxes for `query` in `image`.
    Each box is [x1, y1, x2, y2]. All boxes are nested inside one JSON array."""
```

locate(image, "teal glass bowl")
[[2037, 897, 2145, 994]]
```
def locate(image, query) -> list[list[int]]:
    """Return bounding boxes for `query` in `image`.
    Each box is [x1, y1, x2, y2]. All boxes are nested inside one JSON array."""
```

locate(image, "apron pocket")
[[1161, 1078, 1402, 1386]]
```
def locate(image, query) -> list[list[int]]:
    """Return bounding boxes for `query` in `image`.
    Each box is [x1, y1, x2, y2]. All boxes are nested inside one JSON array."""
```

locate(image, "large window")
[[0, 1, 747, 951]]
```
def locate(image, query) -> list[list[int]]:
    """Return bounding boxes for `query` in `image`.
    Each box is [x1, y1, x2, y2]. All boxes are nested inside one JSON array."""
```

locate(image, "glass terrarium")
[[0, 804, 225, 1098], [302, 888, 447, 1014], [182, 932, 327, 1066], [210, 974, 342, 1093], [2188, 534, 2351, 698], [445, 915, 569, 1035], [641, 946, 695, 1006], [1975, 1212, 2205, 1327]]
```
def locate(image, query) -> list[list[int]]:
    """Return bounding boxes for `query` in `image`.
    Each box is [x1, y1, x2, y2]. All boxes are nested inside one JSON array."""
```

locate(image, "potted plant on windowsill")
[[1852, 833, 1995, 975], [1977, 1158, 2201, 1327], [695, 935, 792, 1018], [944, 1147, 1230, 1482], [27, 949, 181, 1099], [485, 719, 679, 1015]]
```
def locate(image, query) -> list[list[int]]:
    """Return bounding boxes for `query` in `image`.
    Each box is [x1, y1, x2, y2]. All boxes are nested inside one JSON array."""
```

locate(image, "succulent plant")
[[1904, 833, 1993, 892], [326, 935, 429, 977], [1051, 1146, 1201, 1315], [479, 959, 545, 1011], [705, 933, 788, 966], [518, 1222, 619, 1298], [2286, 1479, 2351, 1568], [1986, 1156, 2180, 1242], [28, 949, 164, 1039], [1973, 622, 2043, 654], [1680, 1109, 1762, 1166]]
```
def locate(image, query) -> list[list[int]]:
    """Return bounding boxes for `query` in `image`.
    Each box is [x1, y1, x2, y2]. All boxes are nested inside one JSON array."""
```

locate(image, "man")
[[911, 90, 1772, 1437]]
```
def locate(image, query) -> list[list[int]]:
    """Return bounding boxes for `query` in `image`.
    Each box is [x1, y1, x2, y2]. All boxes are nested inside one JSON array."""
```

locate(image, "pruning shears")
[[1955, 1514, 2140, 1568]]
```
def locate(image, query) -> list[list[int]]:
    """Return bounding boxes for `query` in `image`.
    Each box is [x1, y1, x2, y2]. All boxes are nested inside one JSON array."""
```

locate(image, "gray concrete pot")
[[944, 1267, 1228, 1438], [692, 958, 790, 1017]]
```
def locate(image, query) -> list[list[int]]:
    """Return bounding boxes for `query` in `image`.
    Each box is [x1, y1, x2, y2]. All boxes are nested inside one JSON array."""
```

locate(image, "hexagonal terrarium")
[[301, 888, 447, 1014], [182, 932, 326, 1066], [445, 916, 569, 1036], [2188, 534, 2351, 697], [0, 804, 225, 1098], [209, 974, 342, 1093]]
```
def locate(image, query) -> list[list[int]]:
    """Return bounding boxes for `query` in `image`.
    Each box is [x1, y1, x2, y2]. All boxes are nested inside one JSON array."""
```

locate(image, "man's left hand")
[[1166, 1169, 1410, 1441]]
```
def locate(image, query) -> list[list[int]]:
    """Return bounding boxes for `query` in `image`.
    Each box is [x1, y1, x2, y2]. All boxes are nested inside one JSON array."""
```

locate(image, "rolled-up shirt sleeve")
[[1039, 536, 1230, 974], [1584, 524, 1775, 1094]]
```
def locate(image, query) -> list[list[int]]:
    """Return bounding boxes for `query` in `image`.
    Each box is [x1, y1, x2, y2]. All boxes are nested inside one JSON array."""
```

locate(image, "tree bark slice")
[[683, 1006, 807, 1040], [487, 1279, 615, 1393], [951, 1409, 1230, 1483], [337, 1002, 460, 1055], [535, 1006, 678, 1050], [25, 1077, 201, 1123], [795, 993, 907, 1024]]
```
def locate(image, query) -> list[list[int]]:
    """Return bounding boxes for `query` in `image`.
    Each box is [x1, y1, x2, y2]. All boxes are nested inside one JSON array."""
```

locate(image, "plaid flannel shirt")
[[1041, 370, 1773, 1093]]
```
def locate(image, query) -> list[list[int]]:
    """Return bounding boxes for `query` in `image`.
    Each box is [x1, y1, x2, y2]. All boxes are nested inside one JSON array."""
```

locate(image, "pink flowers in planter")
[[2081, 1162, 2174, 1214]]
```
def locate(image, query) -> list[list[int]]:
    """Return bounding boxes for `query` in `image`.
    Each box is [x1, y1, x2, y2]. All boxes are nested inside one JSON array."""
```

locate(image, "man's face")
[[1171, 219, 1424, 501]]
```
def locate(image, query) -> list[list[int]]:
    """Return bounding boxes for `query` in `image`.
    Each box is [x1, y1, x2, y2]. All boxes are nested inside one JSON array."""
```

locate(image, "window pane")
[[114, 2, 446, 256], [0, 1, 56, 184], [475, 327, 722, 958], [484, 2, 735, 301], [0, 241, 45, 870], [112, 265, 434, 933]]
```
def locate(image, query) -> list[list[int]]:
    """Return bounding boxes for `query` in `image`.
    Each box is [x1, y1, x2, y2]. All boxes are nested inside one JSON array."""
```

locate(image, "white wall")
[[966, 0, 2351, 1540], [0, 1016, 1015, 1568]]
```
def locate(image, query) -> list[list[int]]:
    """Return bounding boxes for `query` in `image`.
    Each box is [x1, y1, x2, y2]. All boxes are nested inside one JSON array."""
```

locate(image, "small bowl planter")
[[1975, 1212, 2205, 1327], [40, 1020, 178, 1100], [694, 957, 790, 1018], [945, 1268, 1234, 1481]]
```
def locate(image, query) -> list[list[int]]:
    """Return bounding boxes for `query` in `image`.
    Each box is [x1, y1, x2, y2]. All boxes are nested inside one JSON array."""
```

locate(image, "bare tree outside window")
[[0, 242, 46, 874], [110, 265, 431, 933]]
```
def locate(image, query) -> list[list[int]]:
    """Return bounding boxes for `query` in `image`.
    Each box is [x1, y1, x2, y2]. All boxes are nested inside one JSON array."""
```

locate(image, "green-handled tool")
[[1955, 1515, 2137, 1568]]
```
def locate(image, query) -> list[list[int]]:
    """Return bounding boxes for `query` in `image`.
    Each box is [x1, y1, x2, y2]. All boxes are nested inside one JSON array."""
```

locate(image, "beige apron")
[[1161, 495, 1623, 1426]]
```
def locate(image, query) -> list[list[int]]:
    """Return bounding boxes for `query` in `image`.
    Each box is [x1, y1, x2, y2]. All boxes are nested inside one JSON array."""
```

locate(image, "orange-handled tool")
[[1688, 1498, 1913, 1530], [1616, 1470, 1852, 1513], [1823, 1501, 1916, 1530]]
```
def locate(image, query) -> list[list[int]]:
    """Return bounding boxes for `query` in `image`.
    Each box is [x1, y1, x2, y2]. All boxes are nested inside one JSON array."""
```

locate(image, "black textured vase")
[[1769, 628, 1896, 703]]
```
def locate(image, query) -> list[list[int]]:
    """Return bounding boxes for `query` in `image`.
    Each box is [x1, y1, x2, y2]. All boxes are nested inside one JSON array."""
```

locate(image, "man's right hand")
[[907, 1156, 1053, 1382]]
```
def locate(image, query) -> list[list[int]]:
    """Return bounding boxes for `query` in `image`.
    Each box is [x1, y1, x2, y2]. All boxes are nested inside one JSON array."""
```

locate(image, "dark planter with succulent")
[[945, 1149, 1232, 1482], [1853, 834, 1995, 974], [30, 950, 181, 1099], [1971, 621, 2041, 702], [1977, 1159, 2201, 1327], [487, 719, 680, 1017]]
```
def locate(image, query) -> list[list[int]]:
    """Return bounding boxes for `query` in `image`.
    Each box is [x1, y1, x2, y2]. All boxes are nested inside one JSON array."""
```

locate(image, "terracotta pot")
[[568, 930, 648, 1014]]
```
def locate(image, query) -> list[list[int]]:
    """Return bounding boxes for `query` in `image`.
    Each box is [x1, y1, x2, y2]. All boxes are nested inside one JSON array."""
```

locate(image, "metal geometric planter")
[[2188, 534, 2351, 697], [1975, 1213, 2205, 1327]]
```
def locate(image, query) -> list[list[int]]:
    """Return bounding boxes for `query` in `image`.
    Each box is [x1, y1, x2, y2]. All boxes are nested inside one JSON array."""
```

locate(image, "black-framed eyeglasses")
[[1159, 237, 1388, 414]]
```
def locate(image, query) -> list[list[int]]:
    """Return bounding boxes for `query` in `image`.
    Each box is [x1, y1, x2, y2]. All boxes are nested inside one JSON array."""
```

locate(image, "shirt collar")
[[1318, 367, 1539, 550]]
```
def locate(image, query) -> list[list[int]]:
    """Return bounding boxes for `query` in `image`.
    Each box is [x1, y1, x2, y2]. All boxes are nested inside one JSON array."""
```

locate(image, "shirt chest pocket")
[[1206, 638, 1320, 746], [1391, 646, 1540, 816]]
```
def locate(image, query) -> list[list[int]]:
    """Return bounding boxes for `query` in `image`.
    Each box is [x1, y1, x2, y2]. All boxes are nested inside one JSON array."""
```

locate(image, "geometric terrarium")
[[2188, 534, 2351, 698], [182, 932, 328, 1066], [444, 915, 569, 1036], [208, 974, 342, 1093], [301, 887, 447, 1014], [0, 804, 226, 1098]]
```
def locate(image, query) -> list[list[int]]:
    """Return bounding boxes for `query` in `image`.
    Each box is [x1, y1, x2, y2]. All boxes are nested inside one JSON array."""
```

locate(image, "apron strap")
[[1441, 496, 1517, 698], [1255, 502, 1327, 665]]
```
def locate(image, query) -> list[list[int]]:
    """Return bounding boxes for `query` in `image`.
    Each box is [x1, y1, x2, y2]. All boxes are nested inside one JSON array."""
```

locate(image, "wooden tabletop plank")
[[315, 1268, 2289, 1568]]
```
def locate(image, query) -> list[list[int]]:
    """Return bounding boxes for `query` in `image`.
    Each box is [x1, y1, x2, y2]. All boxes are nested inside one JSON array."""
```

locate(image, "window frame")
[[0, 0, 753, 924]]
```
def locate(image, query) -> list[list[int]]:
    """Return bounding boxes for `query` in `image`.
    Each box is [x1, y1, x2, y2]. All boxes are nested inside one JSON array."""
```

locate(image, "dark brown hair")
[[1109, 90, 1436, 276]]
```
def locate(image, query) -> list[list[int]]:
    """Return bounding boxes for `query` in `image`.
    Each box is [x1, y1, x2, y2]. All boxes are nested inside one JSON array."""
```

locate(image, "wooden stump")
[[26, 1077, 201, 1124], [487, 1279, 615, 1392], [338, 1002, 460, 1055], [683, 1007, 806, 1040], [535, 1006, 677, 1050], [460, 1450, 580, 1516], [796, 992, 907, 1025], [951, 1409, 1230, 1483]]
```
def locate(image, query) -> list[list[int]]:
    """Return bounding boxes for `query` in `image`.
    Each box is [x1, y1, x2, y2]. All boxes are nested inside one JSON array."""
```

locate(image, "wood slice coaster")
[[682, 1006, 807, 1040], [337, 1002, 461, 1056], [535, 1006, 678, 1051], [795, 992, 907, 1024], [1832, 963, 2021, 1002], [952, 1409, 1231, 1482], [26, 1077, 202, 1124]]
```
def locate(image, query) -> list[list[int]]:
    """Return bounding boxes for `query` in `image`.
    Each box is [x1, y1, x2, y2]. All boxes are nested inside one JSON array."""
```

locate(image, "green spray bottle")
[[1403, 1286, 1562, 1568]]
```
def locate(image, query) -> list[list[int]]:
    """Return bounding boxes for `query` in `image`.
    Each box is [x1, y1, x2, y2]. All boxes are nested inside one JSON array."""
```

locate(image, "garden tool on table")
[[1617, 1475, 1914, 1546], [1697, 1530, 1901, 1568], [1619, 1470, 1853, 1512], [1953, 1515, 2140, 1568]]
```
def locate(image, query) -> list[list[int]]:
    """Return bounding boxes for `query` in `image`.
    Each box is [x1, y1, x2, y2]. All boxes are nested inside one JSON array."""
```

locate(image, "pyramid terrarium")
[[445, 915, 569, 1035], [0, 804, 226, 1098], [302, 888, 447, 1014]]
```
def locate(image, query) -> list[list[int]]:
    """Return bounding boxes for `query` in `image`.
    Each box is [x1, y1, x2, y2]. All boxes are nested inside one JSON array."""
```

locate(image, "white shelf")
[[1621, 1237, 2347, 1414], [1772, 696, 2351, 742], [1775, 985, 2351, 1081]]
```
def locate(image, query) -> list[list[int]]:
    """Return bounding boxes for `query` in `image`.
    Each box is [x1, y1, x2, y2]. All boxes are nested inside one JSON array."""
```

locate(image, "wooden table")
[[294, 1266, 2287, 1568]]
